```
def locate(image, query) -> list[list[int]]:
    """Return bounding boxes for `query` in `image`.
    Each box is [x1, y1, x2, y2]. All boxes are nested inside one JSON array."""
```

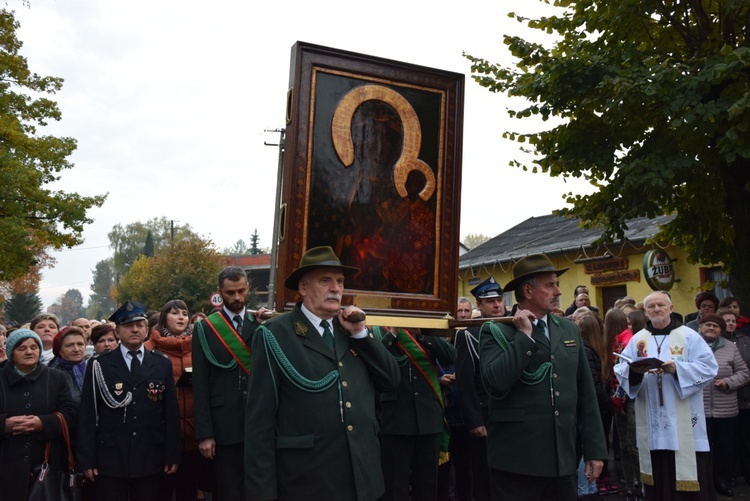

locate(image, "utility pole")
[[265, 128, 285, 311]]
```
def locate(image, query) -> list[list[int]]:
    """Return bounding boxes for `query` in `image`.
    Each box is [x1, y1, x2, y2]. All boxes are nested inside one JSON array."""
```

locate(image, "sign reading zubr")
[[643, 250, 675, 291]]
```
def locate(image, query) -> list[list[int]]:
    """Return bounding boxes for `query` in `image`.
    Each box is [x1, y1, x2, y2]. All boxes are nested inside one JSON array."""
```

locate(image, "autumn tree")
[[467, 0, 750, 306], [0, 10, 106, 282], [57, 288, 83, 324], [117, 235, 224, 315], [108, 218, 196, 277], [463, 233, 491, 250]]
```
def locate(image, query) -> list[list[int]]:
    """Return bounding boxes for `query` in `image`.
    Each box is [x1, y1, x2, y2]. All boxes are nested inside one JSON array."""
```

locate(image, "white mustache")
[[325, 294, 342, 301]]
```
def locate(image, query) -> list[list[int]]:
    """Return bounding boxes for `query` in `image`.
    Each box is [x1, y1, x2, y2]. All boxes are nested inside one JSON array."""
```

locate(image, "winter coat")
[[0, 363, 77, 501], [146, 329, 196, 451], [702, 337, 750, 419]]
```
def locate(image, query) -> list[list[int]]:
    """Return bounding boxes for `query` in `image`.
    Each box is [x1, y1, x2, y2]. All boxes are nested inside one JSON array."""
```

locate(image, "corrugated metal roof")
[[459, 213, 674, 270]]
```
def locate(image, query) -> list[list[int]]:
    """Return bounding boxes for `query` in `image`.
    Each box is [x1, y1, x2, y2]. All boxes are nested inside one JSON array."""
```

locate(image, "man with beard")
[[245, 246, 400, 501], [193, 266, 262, 501], [615, 291, 718, 500], [480, 254, 607, 500], [453, 278, 505, 500]]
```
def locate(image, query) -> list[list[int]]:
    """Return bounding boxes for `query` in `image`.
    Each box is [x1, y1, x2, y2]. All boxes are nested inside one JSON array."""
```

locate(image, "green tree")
[[143, 230, 154, 257], [116, 235, 224, 315], [0, 10, 106, 283], [224, 239, 248, 255], [463, 233, 491, 250], [4, 291, 41, 324], [108, 217, 196, 277], [467, 0, 750, 305], [86, 258, 116, 320], [250, 229, 262, 255]]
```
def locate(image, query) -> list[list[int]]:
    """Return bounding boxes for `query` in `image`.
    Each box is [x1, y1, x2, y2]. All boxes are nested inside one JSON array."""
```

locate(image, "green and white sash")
[[197, 312, 252, 375]]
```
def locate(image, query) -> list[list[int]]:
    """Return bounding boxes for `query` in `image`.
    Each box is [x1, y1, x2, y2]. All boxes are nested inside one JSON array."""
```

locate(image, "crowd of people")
[[0, 248, 747, 501]]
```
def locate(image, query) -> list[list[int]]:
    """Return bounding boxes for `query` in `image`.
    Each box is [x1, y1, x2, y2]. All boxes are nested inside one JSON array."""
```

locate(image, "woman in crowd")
[[48, 326, 87, 404], [611, 308, 643, 500], [720, 297, 749, 331], [0, 329, 77, 500], [576, 314, 616, 497], [145, 299, 206, 501], [90, 322, 119, 354], [30, 312, 60, 365], [699, 313, 750, 497]]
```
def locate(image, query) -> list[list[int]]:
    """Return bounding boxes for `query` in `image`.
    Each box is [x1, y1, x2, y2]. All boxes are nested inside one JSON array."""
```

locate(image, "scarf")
[[55, 358, 87, 390]]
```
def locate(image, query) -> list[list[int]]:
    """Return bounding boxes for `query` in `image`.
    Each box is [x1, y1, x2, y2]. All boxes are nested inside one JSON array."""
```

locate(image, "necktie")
[[320, 320, 335, 350], [537, 318, 547, 334], [129, 350, 140, 378], [234, 314, 243, 333]]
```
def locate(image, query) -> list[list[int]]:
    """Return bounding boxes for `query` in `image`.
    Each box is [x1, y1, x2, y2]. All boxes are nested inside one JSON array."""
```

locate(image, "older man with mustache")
[[245, 246, 401, 501]]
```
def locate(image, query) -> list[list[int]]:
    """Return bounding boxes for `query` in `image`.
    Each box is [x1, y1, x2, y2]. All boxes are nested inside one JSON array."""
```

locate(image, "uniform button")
[[24, 442, 30, 448], [555, 391, 560, 397], [132, 432, 137, 436], [345, 402, 352, 408], [554, 411, 559, 416], [413, 376, 418, 381], [24, 391, 29, 396], [553, 373, 558, 378], [388, 341, 393, 346], [339, 361, 343, 367], [23, 456, 29, 462], [347, 425, 354, 432], [550, 355, 555, 360], [414, 392, 419, 396], [342, 381, 348, 388], [25, 403, 30, 409], [526, 351, 533, 356], [241, 376, 247, 381], [133, 416, 137, 420], [243, 391, 247, 395]]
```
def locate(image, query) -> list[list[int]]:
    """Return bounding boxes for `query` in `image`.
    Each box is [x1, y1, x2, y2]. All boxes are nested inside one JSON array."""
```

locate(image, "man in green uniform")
[[193, 266, 261, 501], [479, 254, 607, 501], [245, 246, 400, 501]]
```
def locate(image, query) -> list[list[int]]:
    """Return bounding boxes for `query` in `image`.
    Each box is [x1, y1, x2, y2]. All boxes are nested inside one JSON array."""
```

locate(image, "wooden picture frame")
[[275, 42, 464, 319]]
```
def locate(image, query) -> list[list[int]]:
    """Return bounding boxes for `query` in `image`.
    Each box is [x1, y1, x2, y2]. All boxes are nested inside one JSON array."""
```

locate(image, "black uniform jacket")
[[76, 347, 181, 478]]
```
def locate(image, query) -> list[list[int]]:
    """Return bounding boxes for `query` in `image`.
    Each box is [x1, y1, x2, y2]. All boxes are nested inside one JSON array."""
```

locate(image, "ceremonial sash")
[[203, 312, 252, 375], [632, 328, 698, 491], [395, 328, 450, 465]]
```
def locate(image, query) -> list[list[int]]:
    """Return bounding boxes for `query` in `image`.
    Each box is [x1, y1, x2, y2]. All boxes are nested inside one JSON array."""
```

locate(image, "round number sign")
[[210, 292, 223, 308]]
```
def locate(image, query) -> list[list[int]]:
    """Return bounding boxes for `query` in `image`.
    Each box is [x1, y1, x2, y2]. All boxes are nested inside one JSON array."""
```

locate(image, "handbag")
[[27, 411, 83, 501]]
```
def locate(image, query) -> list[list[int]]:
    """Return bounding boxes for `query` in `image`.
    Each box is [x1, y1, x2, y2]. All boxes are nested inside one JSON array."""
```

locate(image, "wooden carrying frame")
[[276, 42, 464, 319]]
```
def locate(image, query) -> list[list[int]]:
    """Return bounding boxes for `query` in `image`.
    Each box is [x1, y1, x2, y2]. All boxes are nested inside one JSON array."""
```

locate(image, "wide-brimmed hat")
[[284, 246, 359, 290], [504, 254, 569, 292]]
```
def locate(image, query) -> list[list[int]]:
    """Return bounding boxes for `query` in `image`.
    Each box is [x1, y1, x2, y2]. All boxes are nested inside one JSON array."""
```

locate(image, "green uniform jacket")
[[479, 315, 607, 477], [192, 310, 257, 445], [379, 330, 456, 435], [245, 305, 400, 501]]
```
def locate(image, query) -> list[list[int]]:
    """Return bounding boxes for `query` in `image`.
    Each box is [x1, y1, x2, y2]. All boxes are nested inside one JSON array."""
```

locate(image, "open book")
[[613, 352, 664, 371]]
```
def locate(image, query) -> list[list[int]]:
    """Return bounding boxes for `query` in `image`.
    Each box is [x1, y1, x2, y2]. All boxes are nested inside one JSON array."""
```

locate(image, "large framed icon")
[[275, 42, 464, 319]]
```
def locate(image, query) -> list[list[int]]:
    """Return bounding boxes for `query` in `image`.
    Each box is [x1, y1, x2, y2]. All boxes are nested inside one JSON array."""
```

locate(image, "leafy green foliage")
[[3, 291, 41, 324], [116, 236, 224, 315], [57, 288, 83, 324], [0, 10, 106, 282], [466, 0, 750, 303], [108, 217, 196, 276]]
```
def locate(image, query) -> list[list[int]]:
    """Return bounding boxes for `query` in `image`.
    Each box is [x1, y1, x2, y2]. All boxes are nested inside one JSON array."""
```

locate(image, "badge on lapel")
[[147, 381, 166, 401], [114, 382, 123, 396], [294, 321, 308, 337], [563, 339, 577, 348]]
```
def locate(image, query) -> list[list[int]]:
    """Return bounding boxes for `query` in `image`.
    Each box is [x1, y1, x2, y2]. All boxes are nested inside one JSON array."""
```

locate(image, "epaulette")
[[150, 349, 169, 359]]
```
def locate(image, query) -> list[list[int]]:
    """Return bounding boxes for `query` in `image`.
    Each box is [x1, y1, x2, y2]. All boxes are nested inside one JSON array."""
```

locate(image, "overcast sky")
[[12, 0, 594, 309]]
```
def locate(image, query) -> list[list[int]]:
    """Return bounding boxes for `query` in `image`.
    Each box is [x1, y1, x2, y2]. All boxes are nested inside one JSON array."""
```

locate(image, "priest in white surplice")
[[615, 291, 718, 501]]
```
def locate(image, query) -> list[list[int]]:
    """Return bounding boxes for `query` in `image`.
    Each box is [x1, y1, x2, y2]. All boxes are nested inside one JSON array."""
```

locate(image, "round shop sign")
[[209, 292, 224, 308], [643, 250, 675, 291]]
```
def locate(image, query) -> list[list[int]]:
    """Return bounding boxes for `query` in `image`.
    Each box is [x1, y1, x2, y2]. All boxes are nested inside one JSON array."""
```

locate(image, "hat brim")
[[117, 315, 148, 325], [504, 267, 569, 293], [284, 264, 359, 290]]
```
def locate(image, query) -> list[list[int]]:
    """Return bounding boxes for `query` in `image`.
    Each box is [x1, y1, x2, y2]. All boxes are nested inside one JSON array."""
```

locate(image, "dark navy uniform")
[[76, 344, 181, 500]]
